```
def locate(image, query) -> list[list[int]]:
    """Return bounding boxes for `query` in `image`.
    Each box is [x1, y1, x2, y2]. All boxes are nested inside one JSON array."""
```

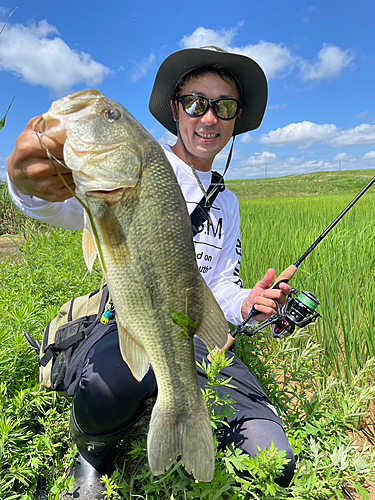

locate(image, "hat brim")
[[149, 47, 268, 136]]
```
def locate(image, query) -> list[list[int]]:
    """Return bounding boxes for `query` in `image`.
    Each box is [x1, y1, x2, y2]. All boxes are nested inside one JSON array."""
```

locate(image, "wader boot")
[[62, 410, 129, 499]]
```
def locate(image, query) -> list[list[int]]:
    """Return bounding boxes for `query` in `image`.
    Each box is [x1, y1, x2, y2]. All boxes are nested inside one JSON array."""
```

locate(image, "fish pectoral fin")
[[82, 223, 97, 272], [147, 398, 215, 482], [196, 282, 229, 350], [117, 319, 150, 381], [96, 203, 130, 264]]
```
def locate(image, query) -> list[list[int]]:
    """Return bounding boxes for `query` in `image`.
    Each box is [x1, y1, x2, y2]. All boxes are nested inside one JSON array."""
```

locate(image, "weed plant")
[[0, 182, 39, 236], [0, 223, 101, 498], [0, 186, 375, 498]]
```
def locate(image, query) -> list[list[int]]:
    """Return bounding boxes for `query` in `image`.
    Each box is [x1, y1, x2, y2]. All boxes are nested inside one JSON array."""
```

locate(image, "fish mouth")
[[86, 187, 125, 197], [70, 139, 121, 156]]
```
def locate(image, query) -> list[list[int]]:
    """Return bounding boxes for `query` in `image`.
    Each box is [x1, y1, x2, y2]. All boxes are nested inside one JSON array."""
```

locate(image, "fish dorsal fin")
[[195, 279, 229, 350], [82, 224, 97, 272], [116, 316, 150, 381]]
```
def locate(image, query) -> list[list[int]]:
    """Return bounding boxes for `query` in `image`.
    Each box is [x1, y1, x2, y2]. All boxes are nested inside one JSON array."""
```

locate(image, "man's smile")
[[195, 131, 220, 139]]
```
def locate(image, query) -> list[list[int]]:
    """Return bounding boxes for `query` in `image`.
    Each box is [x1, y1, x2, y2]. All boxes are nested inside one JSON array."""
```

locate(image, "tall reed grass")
[[0, 181, 38, 235], [239, 193, 375, 384]]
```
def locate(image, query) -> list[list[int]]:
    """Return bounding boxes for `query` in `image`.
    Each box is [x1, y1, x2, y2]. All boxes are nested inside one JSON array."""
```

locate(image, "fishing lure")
[[100, 301, 115, 325]]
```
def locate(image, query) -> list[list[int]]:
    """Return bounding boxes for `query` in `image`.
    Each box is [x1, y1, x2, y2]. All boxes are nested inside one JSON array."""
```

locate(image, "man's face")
[[173, 73, 240, 170]]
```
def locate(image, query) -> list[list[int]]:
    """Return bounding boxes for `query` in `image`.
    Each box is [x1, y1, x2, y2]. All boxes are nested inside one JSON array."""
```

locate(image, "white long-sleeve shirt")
[[7, 145, 251, 325]]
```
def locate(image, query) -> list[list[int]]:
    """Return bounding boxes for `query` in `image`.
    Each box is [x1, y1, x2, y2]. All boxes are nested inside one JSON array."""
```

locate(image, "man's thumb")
[[258, 268, 276, 290]]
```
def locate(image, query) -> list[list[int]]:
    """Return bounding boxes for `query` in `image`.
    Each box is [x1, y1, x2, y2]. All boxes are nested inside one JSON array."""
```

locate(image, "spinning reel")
[[233, 289, 321, 340]]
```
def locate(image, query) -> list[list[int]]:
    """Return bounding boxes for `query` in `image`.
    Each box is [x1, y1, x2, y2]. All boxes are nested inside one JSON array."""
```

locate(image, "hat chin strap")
[[172, 101, 236, 203]]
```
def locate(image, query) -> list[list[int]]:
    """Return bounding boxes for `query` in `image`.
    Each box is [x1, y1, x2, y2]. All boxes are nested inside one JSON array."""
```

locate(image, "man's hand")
[[241, 269, 291, 323], [7, 116, 75, 202]]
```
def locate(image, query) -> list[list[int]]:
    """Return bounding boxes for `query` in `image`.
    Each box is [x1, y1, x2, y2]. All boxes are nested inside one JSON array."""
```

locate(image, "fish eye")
[[103, 108, 121, 122]]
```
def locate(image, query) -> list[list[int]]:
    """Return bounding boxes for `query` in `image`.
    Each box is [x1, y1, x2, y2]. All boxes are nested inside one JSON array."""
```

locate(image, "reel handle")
[[209, 265, 299, 360]]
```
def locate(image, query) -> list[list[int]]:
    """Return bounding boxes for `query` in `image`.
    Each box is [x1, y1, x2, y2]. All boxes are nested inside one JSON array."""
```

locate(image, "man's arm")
[[7, 116, 75, 202], [7, 117, 85, 230]]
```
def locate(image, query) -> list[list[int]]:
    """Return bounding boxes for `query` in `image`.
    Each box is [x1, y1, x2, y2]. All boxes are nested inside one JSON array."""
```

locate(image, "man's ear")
[[170, 99, 178, 121]]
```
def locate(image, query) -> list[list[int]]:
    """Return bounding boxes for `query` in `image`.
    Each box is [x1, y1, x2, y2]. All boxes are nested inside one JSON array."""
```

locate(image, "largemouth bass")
[[40, 89, 229, 482]]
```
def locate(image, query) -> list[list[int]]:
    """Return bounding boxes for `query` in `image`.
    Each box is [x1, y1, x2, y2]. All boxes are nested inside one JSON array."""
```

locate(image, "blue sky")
[[1, 0, 374, 181]]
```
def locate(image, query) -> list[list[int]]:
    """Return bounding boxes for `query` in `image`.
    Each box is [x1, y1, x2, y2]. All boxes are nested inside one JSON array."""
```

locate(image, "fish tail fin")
[[147, 399, 215, 482]]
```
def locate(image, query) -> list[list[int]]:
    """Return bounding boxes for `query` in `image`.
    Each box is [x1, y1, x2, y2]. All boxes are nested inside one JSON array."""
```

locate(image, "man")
[[7, 47, 295, 498]]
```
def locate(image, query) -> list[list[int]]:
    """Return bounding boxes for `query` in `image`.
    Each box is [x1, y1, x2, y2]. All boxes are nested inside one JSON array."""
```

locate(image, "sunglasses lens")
[[215, 100, 238, 119], [178, 95, 239, 119], [181, 96, 208, 116]]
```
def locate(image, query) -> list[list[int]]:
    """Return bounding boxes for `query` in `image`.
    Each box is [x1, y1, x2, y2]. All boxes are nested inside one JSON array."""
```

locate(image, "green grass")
[[0, 175, 375, 499], [239, 192, 375, 383], [226, 169, 375, 199]]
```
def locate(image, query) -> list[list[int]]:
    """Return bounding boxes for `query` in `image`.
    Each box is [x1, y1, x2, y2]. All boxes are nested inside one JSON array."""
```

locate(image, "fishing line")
[[173, 102, 209, 202], [297, 216, 375, 288], [35, 131, 107, 274]]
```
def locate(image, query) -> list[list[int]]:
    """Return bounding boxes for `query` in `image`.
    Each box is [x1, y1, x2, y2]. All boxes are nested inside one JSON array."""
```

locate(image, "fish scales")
[[41, 89, 229, 482]]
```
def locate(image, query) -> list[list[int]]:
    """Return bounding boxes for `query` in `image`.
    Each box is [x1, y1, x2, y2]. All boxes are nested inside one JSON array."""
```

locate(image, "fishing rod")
[[222, 173, 375, 351]]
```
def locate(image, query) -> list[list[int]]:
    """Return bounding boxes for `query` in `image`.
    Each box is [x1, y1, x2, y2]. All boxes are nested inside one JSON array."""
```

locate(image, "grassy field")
[[0, 171, 375, 499], [226, 169, 375, 199]]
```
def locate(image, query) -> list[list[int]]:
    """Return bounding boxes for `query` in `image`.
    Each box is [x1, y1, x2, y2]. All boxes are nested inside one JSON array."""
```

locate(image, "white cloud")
[[0, 164, 7, 182], [328, 124, 375, 147], [0, 20, 110, 94], [178, 26, 354, 83], [354, 110, 370, 120], [129, 53, 156, 83], [259, 121, 375, 149], [234, 41, 296, 79], [268, 104, 288, 110], [228, 153, 333, 179], [179, 26, 238, 51], [0, 7, 10, 20], [227, 150, 375, 180], [333, 152, 352, 161], [299, 44, 354, 81], [242, 151, 277, 166], [260, 121, 338, 148], [157, 130, 176, 146], [240, 133, 253, 144], [363, 151, 375, 160], [180, 27, 296, 79], [300, 6, 321, 23]]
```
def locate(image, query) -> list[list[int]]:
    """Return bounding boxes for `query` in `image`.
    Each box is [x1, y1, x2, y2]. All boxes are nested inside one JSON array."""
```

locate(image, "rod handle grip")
[[207, 333, 235, 362], [208, 264, 299, 360], [270, 264, 298, 289]]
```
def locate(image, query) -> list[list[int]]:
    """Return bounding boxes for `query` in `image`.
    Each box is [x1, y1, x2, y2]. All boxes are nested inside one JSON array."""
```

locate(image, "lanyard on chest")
[[190, 171, 225, 236]]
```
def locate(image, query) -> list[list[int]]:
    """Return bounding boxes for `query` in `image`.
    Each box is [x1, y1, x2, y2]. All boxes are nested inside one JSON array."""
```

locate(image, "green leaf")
[[169, 308, 197, 332], [0, 97, 14, 131]]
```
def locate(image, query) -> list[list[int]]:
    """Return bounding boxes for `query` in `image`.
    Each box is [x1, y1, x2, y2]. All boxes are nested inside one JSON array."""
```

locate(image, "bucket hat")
[[149, 46, 268, 136]]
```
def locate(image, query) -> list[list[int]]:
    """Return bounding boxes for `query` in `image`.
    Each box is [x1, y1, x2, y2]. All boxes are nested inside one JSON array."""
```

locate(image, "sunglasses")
[[175, 94, 240, 120]]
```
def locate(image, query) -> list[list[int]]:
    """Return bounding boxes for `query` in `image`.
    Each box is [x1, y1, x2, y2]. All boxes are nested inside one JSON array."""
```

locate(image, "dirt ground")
[[0, 235, 24, 262], [344, 402, 375, 499]]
